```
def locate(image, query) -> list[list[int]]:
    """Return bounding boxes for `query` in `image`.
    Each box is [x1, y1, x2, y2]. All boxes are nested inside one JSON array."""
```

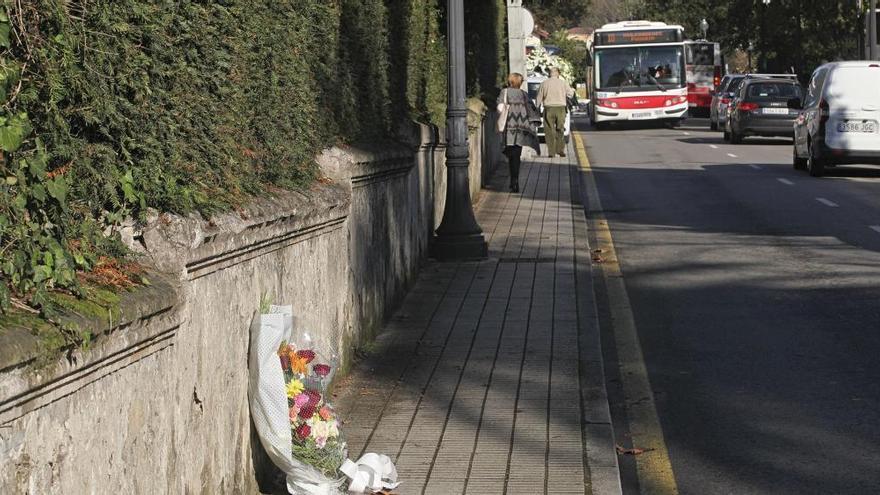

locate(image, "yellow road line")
[[573, 132, 679, 495]]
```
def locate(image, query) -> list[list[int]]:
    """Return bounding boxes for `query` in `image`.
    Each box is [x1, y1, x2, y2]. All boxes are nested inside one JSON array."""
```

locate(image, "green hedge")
[[0, 0, 503, 316]]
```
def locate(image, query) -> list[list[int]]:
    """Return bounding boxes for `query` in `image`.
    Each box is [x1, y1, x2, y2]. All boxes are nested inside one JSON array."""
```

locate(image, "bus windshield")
[[686, 43, 715, 66], [595, 46, 684, 92]]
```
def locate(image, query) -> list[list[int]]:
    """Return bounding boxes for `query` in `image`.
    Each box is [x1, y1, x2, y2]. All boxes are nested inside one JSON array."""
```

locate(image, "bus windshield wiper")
[[647, 74, 667, 92]]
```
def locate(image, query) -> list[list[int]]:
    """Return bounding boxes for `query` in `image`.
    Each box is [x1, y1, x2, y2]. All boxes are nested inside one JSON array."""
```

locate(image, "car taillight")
[[714, 67, 722, 89], [819, 98, 829, 125], [738, 102, 759, 112]]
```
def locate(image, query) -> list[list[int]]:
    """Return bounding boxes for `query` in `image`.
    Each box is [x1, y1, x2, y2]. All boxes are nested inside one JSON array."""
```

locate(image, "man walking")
[[536, 67, 572, 157]]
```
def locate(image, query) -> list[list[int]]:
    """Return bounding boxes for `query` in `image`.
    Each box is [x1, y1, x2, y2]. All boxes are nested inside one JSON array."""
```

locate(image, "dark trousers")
[[503, 145, 522, 187]]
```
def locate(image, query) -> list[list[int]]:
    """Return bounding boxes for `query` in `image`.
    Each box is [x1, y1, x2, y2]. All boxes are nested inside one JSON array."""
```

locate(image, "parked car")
[[792, 61, 880, 176], [724, 78, 802, 144], [526, 74, 572, 143], [710, 74, 744, 130]]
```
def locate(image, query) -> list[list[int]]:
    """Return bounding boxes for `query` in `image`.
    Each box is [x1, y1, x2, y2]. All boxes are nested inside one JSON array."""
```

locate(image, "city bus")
[[587, 21, 688, 128], [684, 40, 723, 117]]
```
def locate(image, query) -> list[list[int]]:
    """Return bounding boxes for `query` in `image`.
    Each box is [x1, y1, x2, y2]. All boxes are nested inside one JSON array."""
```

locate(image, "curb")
[[568, 136, 624, 495]]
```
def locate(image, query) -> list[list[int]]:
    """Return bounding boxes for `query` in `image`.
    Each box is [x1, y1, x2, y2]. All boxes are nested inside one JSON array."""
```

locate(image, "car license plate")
[[631, 112, 652, 119], [763, 107, 788, 115], [837, 121, 877, 133]]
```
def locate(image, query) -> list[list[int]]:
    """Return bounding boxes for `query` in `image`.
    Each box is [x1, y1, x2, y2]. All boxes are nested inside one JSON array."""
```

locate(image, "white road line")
[[777, 178, 794, 185], [682, 131, 691, 135], [709, 144, 719, 149], [727, 153, 738, 158], [749, 164, 762, 170], [816, 197, 839, 208], [870, 225, 880, 234]]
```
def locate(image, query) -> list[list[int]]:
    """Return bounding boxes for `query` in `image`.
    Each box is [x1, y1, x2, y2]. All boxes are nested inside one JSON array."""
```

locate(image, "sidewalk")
[[333, 141, 621, 495]]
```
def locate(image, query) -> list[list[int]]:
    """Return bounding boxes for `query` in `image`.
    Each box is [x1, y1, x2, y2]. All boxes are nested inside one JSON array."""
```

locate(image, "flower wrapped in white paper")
[[249, 305, 401, 494]]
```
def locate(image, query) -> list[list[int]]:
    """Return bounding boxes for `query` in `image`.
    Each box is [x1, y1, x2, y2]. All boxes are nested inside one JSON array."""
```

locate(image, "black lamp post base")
[[431, 234, 488, 261]]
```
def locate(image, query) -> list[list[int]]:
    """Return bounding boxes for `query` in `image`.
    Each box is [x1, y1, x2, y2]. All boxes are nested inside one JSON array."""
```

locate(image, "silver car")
[[709, 74, 744, 131]]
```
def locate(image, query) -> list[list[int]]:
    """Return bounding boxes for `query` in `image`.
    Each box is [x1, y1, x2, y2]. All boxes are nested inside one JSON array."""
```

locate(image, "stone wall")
[[0, 116, 499, 493]]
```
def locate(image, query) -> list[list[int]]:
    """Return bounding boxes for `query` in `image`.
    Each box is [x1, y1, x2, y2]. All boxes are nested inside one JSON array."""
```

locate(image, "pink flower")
[[315, 436, 327, 449], [294, 393, 311, 408], [289, 406, 300, 422], [313, 364, 331, 377]]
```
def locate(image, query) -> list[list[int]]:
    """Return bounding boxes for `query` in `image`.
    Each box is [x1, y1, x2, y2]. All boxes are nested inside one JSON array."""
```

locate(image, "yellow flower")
[[286, 379, 304, 398]]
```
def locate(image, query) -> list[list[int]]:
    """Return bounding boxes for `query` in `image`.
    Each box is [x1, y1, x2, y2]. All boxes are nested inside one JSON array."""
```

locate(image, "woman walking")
[[497, 73, 540, 193]]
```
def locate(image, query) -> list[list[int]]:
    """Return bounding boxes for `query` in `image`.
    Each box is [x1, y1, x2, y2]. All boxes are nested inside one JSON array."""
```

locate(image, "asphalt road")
[[578, 117, 880, 494]]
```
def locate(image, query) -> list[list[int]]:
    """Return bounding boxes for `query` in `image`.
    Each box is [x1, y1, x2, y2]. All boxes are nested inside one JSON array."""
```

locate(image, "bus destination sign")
[[595, 29, 682, 46]]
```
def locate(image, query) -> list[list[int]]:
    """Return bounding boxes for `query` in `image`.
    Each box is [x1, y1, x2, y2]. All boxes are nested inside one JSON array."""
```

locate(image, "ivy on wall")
[[0, 0, 504, 318]]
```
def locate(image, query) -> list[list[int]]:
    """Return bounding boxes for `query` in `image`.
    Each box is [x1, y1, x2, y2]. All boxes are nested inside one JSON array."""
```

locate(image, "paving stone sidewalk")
[[334, 142, 621, 495]]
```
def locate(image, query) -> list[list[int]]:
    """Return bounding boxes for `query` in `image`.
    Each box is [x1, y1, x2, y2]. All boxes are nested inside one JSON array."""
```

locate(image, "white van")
[[526, 74, 572, 143], [792, 61, 880, 176]]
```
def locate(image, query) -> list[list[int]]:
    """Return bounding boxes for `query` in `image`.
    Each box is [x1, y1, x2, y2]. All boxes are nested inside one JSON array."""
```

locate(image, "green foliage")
[[0, 0, 505, 320], [525, 0, 591, 32], [548, 30, 589, 82], [465, 0, 509, 102], [637, 0, 861, 79]]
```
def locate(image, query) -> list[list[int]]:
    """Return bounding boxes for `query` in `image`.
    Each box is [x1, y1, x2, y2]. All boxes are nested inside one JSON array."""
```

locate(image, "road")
[[577, 117, 880, 494]]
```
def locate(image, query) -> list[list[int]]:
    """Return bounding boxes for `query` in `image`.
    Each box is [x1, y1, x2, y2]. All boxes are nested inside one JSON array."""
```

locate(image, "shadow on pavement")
[[583, 160, 880, 493]]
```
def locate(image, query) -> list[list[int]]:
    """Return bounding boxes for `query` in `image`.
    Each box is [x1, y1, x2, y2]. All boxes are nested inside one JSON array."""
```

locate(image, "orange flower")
[[319, 405, 333, 421], [291, 354, 309, 375]]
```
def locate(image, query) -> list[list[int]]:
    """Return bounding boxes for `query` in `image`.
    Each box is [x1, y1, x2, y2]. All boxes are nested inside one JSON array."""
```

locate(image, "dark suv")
[[725, 78, 802, 144]]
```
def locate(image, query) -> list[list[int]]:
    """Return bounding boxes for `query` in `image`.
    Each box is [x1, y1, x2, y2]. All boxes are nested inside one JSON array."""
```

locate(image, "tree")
[[637, 0, 860, 81], [547, 30, 589, 82], [524, 0, 590, 32]]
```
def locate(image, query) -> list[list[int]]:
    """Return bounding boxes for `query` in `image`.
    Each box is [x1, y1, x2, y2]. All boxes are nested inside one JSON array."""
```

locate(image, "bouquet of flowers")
[[249, 304, 399, 494], [278, 341, 346, 477]]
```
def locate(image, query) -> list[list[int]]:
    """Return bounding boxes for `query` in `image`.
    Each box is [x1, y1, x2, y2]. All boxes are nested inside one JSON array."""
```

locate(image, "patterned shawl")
[[498, 88, 540, 153]]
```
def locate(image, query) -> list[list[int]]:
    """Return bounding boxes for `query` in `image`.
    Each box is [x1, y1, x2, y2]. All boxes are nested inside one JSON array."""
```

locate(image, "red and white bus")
[[588, 21, 688, 128], [684, 40, 723, 117]]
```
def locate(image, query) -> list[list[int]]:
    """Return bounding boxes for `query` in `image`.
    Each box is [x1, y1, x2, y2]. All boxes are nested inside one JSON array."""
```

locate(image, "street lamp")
[[432, 0, 488, 261], [747, 41, 754, 71], [700, 19, 709, 39]]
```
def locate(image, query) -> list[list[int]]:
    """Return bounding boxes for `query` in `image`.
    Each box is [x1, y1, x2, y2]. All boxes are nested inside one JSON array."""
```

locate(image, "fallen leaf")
[[616, 444, 655, 456]]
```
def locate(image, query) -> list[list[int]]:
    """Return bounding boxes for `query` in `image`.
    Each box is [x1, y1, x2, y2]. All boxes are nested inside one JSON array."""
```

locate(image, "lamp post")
[[700, 18, 709, 40], [747, 42, 754, 72], [432, 0, 488, 261]]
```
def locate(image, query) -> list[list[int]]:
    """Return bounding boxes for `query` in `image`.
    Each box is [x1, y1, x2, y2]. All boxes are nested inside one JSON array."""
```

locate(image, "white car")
[[526, 75, 572, 143], [792, 61, 880, 176]]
